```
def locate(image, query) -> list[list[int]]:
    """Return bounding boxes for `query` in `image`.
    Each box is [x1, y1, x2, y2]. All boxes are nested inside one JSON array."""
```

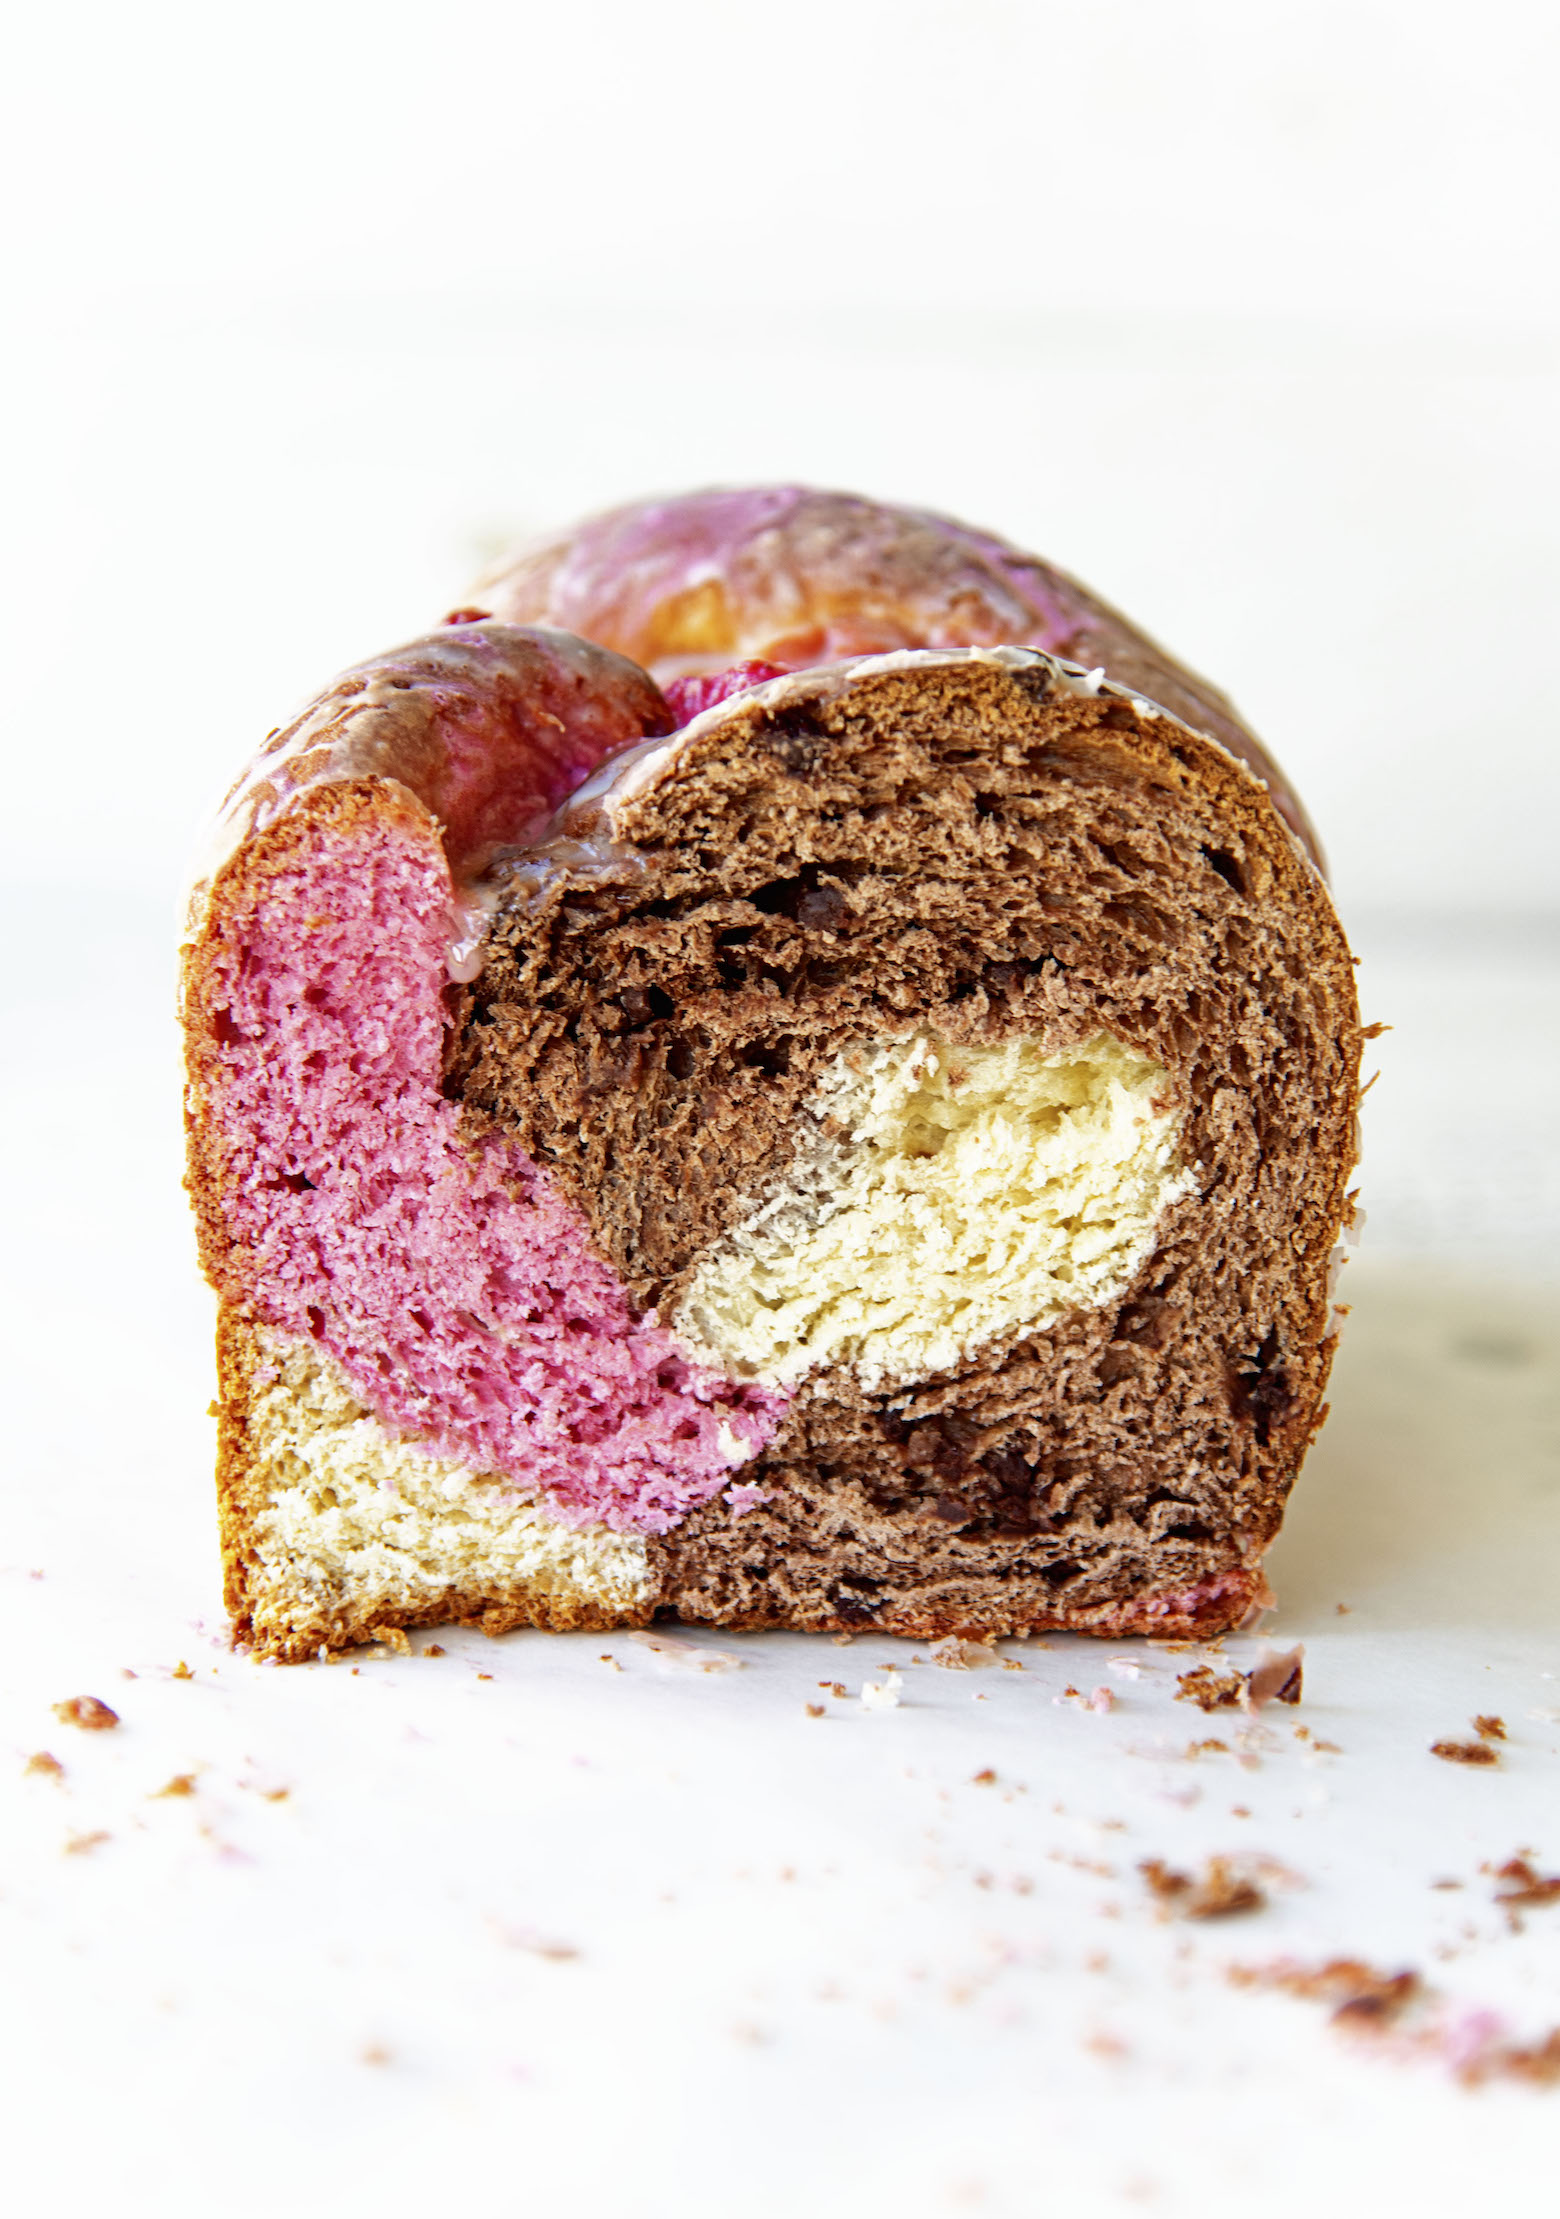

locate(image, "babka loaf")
[[183, 489, 1362, 1662]]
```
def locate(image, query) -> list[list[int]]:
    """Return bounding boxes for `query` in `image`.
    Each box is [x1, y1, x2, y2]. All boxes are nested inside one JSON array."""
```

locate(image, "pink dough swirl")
[[185, 626, 783, 1532]]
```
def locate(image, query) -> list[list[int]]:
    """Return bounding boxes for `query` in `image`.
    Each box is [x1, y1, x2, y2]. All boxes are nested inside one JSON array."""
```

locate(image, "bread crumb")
[[1140, 1857, 1266, 1919], [805, 1703, 826, 1718], [972, 1768, 998, 1786], [1490, 1856, 1560, 1910], [1232, 1957, 1560, 2084], [476, 1672, 494, 1681], [1473, 1715, 1507, 1742], [1175, 1667, 1244, 1713], [422, 1643, 447, 1658], [520, 1935, 580, 1961], [1431, 1739, 1498, 1766], [1465, 2030, 1560, 2088], [152, 1774, 197, 1799], [64, 1830, 112, 1856], [1243, 1645, 1304, 1710], [24, 1751, 64, 1779], [53, 1696, 119, 1732], [861, 1670, 902, 1711], [929, 1636, 1001, 1669], [171, 1662, 194, 1681], [1231, 1957, 1419, 2023]]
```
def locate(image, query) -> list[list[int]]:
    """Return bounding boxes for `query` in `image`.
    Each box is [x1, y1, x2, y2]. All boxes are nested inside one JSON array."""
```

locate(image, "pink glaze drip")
[[202, 808, 783, 1533]]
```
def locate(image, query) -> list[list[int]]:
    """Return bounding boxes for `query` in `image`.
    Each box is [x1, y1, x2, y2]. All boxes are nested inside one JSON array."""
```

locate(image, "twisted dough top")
[[195, 622, 671, 907], [463, 486, 1320, 865]]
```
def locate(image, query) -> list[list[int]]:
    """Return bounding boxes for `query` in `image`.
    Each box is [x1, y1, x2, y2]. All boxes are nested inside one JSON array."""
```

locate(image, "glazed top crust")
[[194, 623, 671, 907], [463, 486, 1322, 865]]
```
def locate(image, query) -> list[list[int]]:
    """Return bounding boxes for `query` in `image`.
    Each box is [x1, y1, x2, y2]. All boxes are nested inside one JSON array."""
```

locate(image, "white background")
[[3, 0, 1559, 916], [2, 6, 1558, 2215]]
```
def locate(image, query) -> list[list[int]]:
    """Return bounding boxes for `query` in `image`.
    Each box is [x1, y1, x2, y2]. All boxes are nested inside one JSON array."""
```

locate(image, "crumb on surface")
[[1175, 1667, 1244, 1713], [1468, 2031, 1560, 2088], [1140, 1856, 1266, 1919], [1431, 1739, 1498, 1766], [972, 1768, 998, 1786], [805, 1702, 826, 1718], [53, 1696, 119, 1732], [1244, 1645, 1304, 1709], [172, 1662, 194, 1680], [514, 1935, 580, 1961], [422, 1643, 447, 1657], [861, 1670, 902, 1711], [1473, 1715, 1507, 1742], [929, 1636, 1000, 1670], [1491, 1857, 1560, 1910], [64, 1830, 112, 1856], [1231, 1957, 1420, 2024], [152, 1774, 197, 1799], [1229, 1956, 1560, 2086]]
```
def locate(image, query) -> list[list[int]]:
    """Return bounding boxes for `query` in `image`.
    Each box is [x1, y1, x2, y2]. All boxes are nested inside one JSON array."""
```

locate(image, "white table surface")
[[2, 898, 1557, 2218]]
